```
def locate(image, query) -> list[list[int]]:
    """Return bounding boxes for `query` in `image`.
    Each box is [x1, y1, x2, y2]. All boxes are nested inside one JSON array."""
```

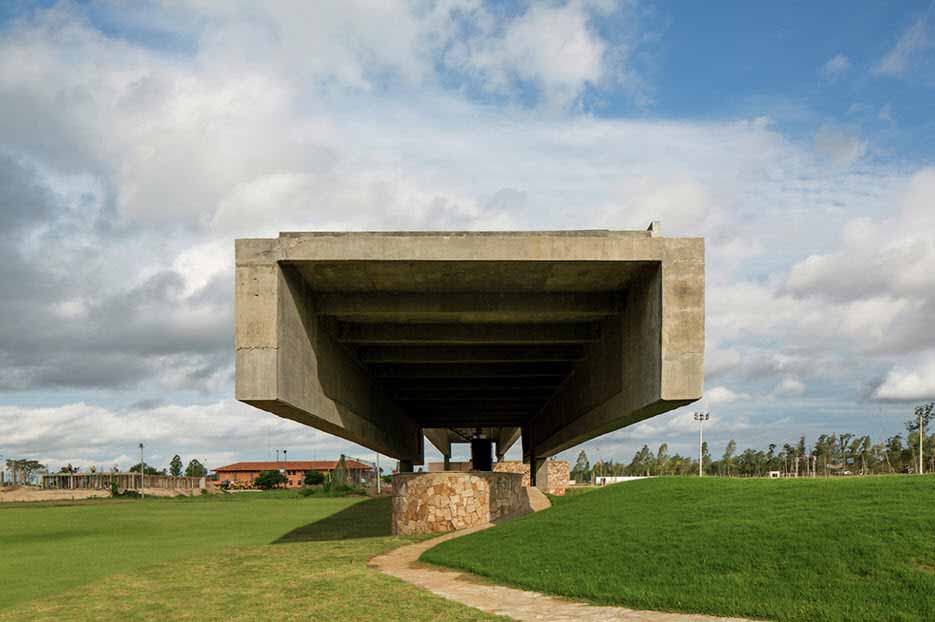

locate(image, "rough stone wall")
[[494, 460, 569, 495], [493, 461, 530, 486], [392, 472, 525, 535], [542, 460, 570, 496]]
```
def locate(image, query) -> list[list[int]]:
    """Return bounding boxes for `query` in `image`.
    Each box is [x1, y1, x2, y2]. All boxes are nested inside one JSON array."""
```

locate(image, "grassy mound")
[[422, 476, 935, 622]]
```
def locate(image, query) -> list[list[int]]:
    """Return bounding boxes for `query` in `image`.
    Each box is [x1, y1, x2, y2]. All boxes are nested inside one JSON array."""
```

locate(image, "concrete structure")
[[214, 460, 372, 488], [235, 228, 704, 480]]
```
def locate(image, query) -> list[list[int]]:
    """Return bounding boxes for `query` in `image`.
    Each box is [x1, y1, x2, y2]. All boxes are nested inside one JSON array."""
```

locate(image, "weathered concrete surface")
[[235, 229, 703, 466]]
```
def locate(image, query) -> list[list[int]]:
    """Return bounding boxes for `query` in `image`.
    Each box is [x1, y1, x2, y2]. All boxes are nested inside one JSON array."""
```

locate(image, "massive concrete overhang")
[[235, 228, 704, 465]]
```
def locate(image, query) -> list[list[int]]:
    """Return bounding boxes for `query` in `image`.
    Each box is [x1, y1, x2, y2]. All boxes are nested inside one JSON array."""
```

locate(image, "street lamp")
[[693, 412, 710, 477], [139, 443, 145, 500]]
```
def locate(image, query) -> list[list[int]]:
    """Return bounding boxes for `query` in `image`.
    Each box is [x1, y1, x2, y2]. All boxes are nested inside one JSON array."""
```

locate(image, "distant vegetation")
[[304, 469, 325, 486], [424, 476, 935, 622], [254, 469, 288, 489], [572, 401, 935, 480]]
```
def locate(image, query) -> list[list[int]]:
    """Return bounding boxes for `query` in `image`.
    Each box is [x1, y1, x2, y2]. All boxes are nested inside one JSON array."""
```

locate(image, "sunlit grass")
[[0, 492, 503, 622], [423, 476, 935, 622]]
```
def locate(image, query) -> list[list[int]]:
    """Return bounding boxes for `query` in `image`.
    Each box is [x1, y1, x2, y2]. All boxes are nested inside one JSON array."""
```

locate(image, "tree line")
[[3, 454, 208, 485], [571, 402, 935, 481]]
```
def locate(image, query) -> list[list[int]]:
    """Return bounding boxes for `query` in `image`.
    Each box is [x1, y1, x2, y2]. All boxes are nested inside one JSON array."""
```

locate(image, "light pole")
[[139, 443, 145, 500], [694, 412, 710, 477], [919, 410, 925, 475], [376, 453, 381, 494], [283, 449, 288, 486]]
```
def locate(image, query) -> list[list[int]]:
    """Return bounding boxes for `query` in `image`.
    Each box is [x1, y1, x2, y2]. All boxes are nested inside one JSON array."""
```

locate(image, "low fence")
[[42, 473, 203, 491]]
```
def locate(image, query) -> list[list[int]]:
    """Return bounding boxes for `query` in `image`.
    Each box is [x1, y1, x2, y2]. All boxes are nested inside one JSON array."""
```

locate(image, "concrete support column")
[[398, 460, 414, 473], [471, 439, 493, 471]]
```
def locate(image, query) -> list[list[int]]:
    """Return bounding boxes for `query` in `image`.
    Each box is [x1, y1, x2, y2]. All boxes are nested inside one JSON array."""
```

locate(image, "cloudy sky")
[[1, 0, 934, 473]]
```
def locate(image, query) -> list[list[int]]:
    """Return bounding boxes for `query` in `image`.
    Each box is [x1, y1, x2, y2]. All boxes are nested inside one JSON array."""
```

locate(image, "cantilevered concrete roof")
[[235, 227, 703, 466]]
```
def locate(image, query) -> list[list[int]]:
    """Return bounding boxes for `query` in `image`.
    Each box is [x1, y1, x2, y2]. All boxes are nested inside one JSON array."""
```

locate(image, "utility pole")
[[139, 443, 144, 500], [919, 410, 925, 475], [376, 453, 381, 494], [694, 412, 709, 477]]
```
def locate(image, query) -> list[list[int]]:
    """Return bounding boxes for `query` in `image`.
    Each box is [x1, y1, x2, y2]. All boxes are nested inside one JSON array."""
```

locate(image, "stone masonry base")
[[392, 472, 529, 535]]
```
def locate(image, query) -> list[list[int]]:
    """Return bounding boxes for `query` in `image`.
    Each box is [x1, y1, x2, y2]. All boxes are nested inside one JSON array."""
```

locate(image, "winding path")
[[370, 524, 756, 622]]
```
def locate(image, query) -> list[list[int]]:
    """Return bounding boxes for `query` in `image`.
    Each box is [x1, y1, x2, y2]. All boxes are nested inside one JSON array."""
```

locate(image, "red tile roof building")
[[214, 460, 372, 488]]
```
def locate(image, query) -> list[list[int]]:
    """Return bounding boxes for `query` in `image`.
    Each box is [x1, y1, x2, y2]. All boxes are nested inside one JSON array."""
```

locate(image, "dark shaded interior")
[[288, 260, 656, 449]]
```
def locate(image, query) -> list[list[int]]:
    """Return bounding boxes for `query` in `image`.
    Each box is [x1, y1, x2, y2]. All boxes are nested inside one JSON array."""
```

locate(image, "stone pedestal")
[[392, 472, 527, 535], [492, 460, 569, 495]]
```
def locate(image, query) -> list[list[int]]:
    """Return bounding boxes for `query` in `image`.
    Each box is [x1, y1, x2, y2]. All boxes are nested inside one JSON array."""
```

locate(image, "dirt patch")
[[0, 487, 208, 503], [0, 487, 112, 503]]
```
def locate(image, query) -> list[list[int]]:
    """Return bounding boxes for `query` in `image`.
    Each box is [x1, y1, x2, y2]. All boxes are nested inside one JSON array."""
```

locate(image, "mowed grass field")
[[0, 492, 503, 622], [422, 476, 935, 622]]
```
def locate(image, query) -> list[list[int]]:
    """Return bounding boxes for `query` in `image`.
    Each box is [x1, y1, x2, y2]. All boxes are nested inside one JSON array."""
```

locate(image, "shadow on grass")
[[272, 496, 392, 543]]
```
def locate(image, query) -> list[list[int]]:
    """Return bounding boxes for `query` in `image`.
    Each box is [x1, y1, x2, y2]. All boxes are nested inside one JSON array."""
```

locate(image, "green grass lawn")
[[422, 476, 935, 622], [0, 492, 503, 622]]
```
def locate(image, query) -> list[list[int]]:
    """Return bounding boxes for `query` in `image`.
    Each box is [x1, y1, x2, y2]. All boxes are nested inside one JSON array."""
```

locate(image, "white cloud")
[[814, 124, 866, 168], [821, 54, 850, 80], [873, 357, 935, 402], [0, 399, 374, 471], [449, 0, 610, 107], [874, 14, 932, 77], [706, 385, 750, 405], [771, 376, 806, 398]]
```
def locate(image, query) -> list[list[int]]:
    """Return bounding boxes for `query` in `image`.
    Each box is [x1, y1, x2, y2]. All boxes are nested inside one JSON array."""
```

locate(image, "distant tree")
[[627, 445, 654, 476], [906, 402, 935, 473], [571, 450, 590, 483], [169, 455, 183, 477], [6, 459, 46, 484], [254, 470, 287, 490], [304, 469, 325, 486], [331, 455, 348, 487], [722, 440, 737, 477], [655, 443, 669, 476], [129, 462, 161, 475], [184, 459, 207, 478]]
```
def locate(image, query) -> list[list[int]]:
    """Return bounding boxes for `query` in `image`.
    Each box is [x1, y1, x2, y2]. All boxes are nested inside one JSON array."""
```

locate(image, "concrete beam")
[[369, 363, 572, 378], [391, 389, 555, 400], [496, 426, 522, 459], [381, 377, 562, 390], [235, 252, 424, 462], [314, 291, 619, 323], [336, 322, 600, 345], [357, 345, 585, 364], [423, 428, 451, 458], [418, 417, 527, 428]]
